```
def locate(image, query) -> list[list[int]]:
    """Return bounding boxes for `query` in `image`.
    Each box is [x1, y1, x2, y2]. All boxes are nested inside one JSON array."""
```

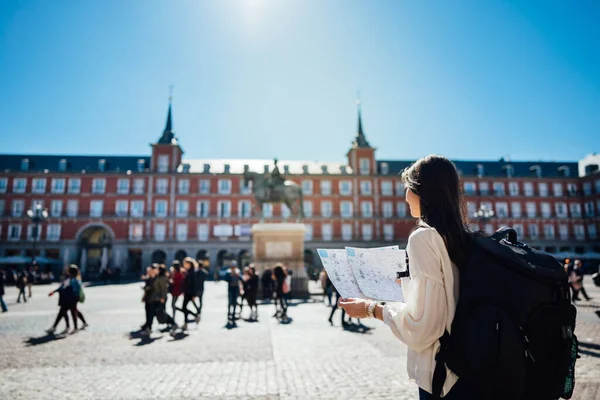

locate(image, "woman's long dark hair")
[[401, 154, 472, 267]]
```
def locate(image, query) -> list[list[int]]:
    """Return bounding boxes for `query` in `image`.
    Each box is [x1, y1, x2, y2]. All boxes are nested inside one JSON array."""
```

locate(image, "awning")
[[0, 256, 61, 265]]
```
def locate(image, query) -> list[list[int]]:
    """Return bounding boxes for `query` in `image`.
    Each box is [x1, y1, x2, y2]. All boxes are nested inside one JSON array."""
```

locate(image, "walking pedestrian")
[[195, 259, 209, 323], [169, 261, 184, 321], [0, 270, 7, 312], [16, 271, 27, 303], [225, 264, 242, 321], [141, 265, 177, 336], [46, 265, 82, 335], [179, 257, 199, 331], [242, 265, 259, 320], [261, 267, 273, 303], [327, 287, 348, 327], [27, 265, 35, 298], [272, 264, 288, 319], [570, 259, 591, 301]]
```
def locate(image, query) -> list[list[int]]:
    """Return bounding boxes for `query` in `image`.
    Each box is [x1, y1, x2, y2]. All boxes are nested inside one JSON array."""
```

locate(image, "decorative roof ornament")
[[352, 94, 372, 148]]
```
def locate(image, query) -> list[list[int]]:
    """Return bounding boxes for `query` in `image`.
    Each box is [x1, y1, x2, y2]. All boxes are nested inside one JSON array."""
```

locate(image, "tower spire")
[[352, 94, 371, 148], [158, 87, 176, 144]]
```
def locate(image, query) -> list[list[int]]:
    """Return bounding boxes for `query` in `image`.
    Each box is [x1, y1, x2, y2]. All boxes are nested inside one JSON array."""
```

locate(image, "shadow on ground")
[[579, 342, 600, 358], [23, 333, 67, 347]]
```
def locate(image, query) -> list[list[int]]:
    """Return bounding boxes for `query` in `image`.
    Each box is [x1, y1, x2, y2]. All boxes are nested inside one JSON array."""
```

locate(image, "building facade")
[[1, 101, 599, 277]]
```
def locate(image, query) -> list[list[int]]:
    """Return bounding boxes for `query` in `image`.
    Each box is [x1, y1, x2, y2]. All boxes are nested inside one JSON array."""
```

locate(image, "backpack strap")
[[431, 330, 451, 399]]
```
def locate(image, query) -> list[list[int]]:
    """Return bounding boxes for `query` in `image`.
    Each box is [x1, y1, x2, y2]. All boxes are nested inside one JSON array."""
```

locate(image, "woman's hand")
[[338, 297, 369, 319]]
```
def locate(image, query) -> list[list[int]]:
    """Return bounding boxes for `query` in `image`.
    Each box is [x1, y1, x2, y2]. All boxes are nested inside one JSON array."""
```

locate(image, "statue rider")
[[267, 158, 285, 201]]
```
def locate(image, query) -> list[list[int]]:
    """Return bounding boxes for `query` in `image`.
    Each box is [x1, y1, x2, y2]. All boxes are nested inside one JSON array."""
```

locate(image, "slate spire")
[[352, 97, 371, 148], [158, 90, 176, 145]]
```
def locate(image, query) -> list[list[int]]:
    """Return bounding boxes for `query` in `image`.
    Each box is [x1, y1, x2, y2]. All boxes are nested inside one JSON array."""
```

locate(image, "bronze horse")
[[243, 171, 304, 222]]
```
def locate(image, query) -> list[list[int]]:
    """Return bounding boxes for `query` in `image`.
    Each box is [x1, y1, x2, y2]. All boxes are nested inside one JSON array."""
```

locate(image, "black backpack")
[[432, 227, 578, 400]]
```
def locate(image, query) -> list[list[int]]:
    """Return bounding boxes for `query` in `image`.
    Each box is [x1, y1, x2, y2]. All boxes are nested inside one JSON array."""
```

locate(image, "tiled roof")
[[0, 155, 151, 173], [179, 159, 353, 175], [378, 159, 579, 178]]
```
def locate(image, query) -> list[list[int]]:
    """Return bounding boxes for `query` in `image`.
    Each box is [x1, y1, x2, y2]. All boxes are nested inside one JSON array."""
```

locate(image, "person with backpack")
[[47, 265, 83, 334], [570, 259, 591, 301], [179, 257, 199, 331], [339, 155, 577, 400]]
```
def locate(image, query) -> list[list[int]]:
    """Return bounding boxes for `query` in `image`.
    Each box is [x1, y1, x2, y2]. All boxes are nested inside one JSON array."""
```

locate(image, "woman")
[[339, 155, 475, 399], [180, 257, 199, 330], [243, 265, 259, 320], [169, 261, 185, 320], [272, 264, 288, 319], [47, 265, 82, 334]]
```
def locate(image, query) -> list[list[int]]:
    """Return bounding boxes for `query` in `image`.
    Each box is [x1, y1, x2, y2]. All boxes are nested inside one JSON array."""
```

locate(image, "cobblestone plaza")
[[1, 279, 599, 400]]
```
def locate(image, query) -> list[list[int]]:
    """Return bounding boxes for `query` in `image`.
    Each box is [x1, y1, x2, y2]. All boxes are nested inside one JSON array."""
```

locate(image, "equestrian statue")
[[243, 159, 304, 222]]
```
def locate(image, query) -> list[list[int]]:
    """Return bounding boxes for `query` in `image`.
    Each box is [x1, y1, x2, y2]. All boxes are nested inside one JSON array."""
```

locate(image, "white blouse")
[[382, 226, 460, 396]]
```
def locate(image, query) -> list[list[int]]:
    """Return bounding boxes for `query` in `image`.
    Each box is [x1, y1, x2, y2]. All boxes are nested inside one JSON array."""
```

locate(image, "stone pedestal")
[[252, 223, 309, 298]]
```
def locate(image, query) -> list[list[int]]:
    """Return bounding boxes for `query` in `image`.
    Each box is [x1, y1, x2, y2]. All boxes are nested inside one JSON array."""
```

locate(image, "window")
[[395, 182, 405, 196], [218, 179, 231, 195], [176, 224, 188, 241], [199, 180, 211, 194], [569, 203, 582, 218], [588, 224, 597, 240], [0, 178, 6, 193], [32, 199, 44, 210], [157, 155, 169, 173], [197, 224, 209, 241], [240, 179, 252, 195], [133, 178, 145, 194], [90, 200, 103, 217], [197, 201, 210, 217], [68, 178, 81, 194], [20, 158, 29, 171], [51, 178, 66, 194], [92, 179, 106, 194], [559, 225, 569, 240], [574, 225, 585, 240], [585, 201, 595, 218], [467, 202, 477, 218], [381, 181, 393, 196], [583, 182, 592, 196], [239, 200, 252, 218], [129, 224, 143, 241], [304, 224, 313, 241], [116, 179, 129, 194], [477, 164, 485, 177], [361, 201, 373, 218], [303, 201, 313, 217], [362, 224, 373, 240], [555, 203, 567, 218], [154, 224, 166, 241], [360, 181, 372, 195], [98, 159, 106, 172], [567, 183, 577, 196], [155, 200, 168, 217], [263, 203, 273, 218], [526, 202, 536, 218], [493, 182, 505, 196], [383, 224, 394, 241], [464, 182, 476, 196], [321, 201, 333, 218], [382, 201, 393, 218], [50, 200, 63, 217], [359, 158, 370, 175], [282, 204, 291, 219], [13, 178, 26, 193], [32, 178, 46, 194], [156, 179, 168, 194], [479, 182, 489, 196], [176, 200, 189, 217], [67, 200, 79, 217], [0, 200, 4, 216], [511, 202, 522, 218], [513, 224, 524, 238], [112, 200, 126, 217], [541, 203, 551, 218], [302, 180, 313, 195], [524, 182, 534, 197], [496, 202, 508, 218], [320, 180, 332, 195], [508, 182, 519, 196], [130, 200, 144, 217], [380, 163, 389, 175], [322, 223, 333, 241], [47, 224, 61, 241], [12, 200, 24, 217], [528, 224, 539, 239], [397, 202, 407, 218], [8, 224, 22, 241], [339, 181, 352, 196], [137, 159, 146, 172], [178, 179, 190, 194], [484, 224, 495, 236], [553, 183, 563, 197], [538, 183, 548, 197], [544, 224, 555, 239], [27, 224, 42, 241], [342, 224, 352, 241]]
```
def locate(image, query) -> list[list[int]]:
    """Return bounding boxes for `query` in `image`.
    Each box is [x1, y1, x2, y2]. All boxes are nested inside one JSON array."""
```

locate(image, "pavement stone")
[[0, 277, 599, 399]]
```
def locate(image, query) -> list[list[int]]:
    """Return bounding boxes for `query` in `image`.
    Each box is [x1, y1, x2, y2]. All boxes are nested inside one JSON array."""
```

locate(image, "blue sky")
[[0, 0, 599, 163]]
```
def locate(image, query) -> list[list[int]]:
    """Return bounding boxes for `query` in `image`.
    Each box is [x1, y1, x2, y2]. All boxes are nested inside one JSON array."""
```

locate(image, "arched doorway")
[[238, 249, 251, 268], [196, 249, 208, 262], [77, 225, 113, 277], [174, 250, 187, 263], [151, 250, 167, 265], [304, 249, 318, 280], [215, 250, 235, 280]]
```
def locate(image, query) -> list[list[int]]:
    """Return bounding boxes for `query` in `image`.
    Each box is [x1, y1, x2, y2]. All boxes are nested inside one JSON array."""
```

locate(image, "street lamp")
[[26, 204, 49, 268], [473, 204, 495, 222]]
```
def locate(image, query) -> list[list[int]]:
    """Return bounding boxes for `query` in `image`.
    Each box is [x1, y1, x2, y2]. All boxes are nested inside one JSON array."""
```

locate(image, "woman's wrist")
[[374, 304, 384, 321]]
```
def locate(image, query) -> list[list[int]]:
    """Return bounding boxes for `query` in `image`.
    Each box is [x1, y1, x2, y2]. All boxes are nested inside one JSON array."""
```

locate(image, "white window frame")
[[553, 183, 563, 197], [359, 158, 370, 175], [197, 201, 210, 218], [218, 179, 232, 195], [302, 180, 313, 195], [13, 178, 27, 194], [569, 203, 582, 218], [555, 202, 568, 219], [493, 182, 505, 196], [262, 203, 273, 218], [239, 200, 252, 218], [176, 200, 189, 217], [50, 200, 63, 217], [8, 224, 22, 241], [544, 224, 555, 239], [176, 224, 188, 242], [129, 224, 144, 241], [559, 225, 569, 240], [397, 202, 407, 218], [508, 182, 519, 196], [67, 200, 79, 217], [321, 201, 333, 218], [395, 182, 405, 196], [511, 202, 522, 218], [574, 225, 585, 241], [240, 179, 252, 195], [362, 224, 373, 240], [197, 224, 209, 241], [178, 179, 190, 195], [115, 200, 128, 217], [340, 201, 353, 218], [528, 224, 539, 239], [479, 182, 489, 196], [382, 201, 393, 218], [383, 224, 394, 241], [540, 202, 552, 218], [360, 181, 372, 195], [588, 224, 597, 240], [117, 179, 130, 194], [92, 179, 106, 194], [130, 200, 144, 218], [583, 182, 592, 196], [585, 201, 595, 218], [342, 224, 352, 241], [320, 180, 332, 195], [199, 180, 211, 194], [26, 224, 42, 241], [154, 223, 166, 241], [464, 182, 476, 196], [524, 182, 534, 197], [381, 181, 393, 196], [217, 200, 231, 218], [157, 155, 169, 173], [51, 178, 66, 194], [32, 178, 46, 194], [90, 200, 104, 217], [156, 179, 168, 195], [281, 204, 291, 219], [12, 199, 25, 217], [322, 223, 333, 241], [68, 178, 81, 194], [0, 178, 7, 193], [538, 183, 549, 197], [304, 224, 313, 241], [303, 201, 313, 218], [133, 178, 145, 194], [361, 201, 373, 218], [155, 200, 168, 217], [526, 202, 536, 218], [47, 224, 61, 241], [495, 202, 508, 218], [339, 181, 352, 196]]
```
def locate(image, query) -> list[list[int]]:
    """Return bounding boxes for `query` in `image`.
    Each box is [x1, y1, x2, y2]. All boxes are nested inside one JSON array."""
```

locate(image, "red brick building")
[[1, 100, 599, 277]]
